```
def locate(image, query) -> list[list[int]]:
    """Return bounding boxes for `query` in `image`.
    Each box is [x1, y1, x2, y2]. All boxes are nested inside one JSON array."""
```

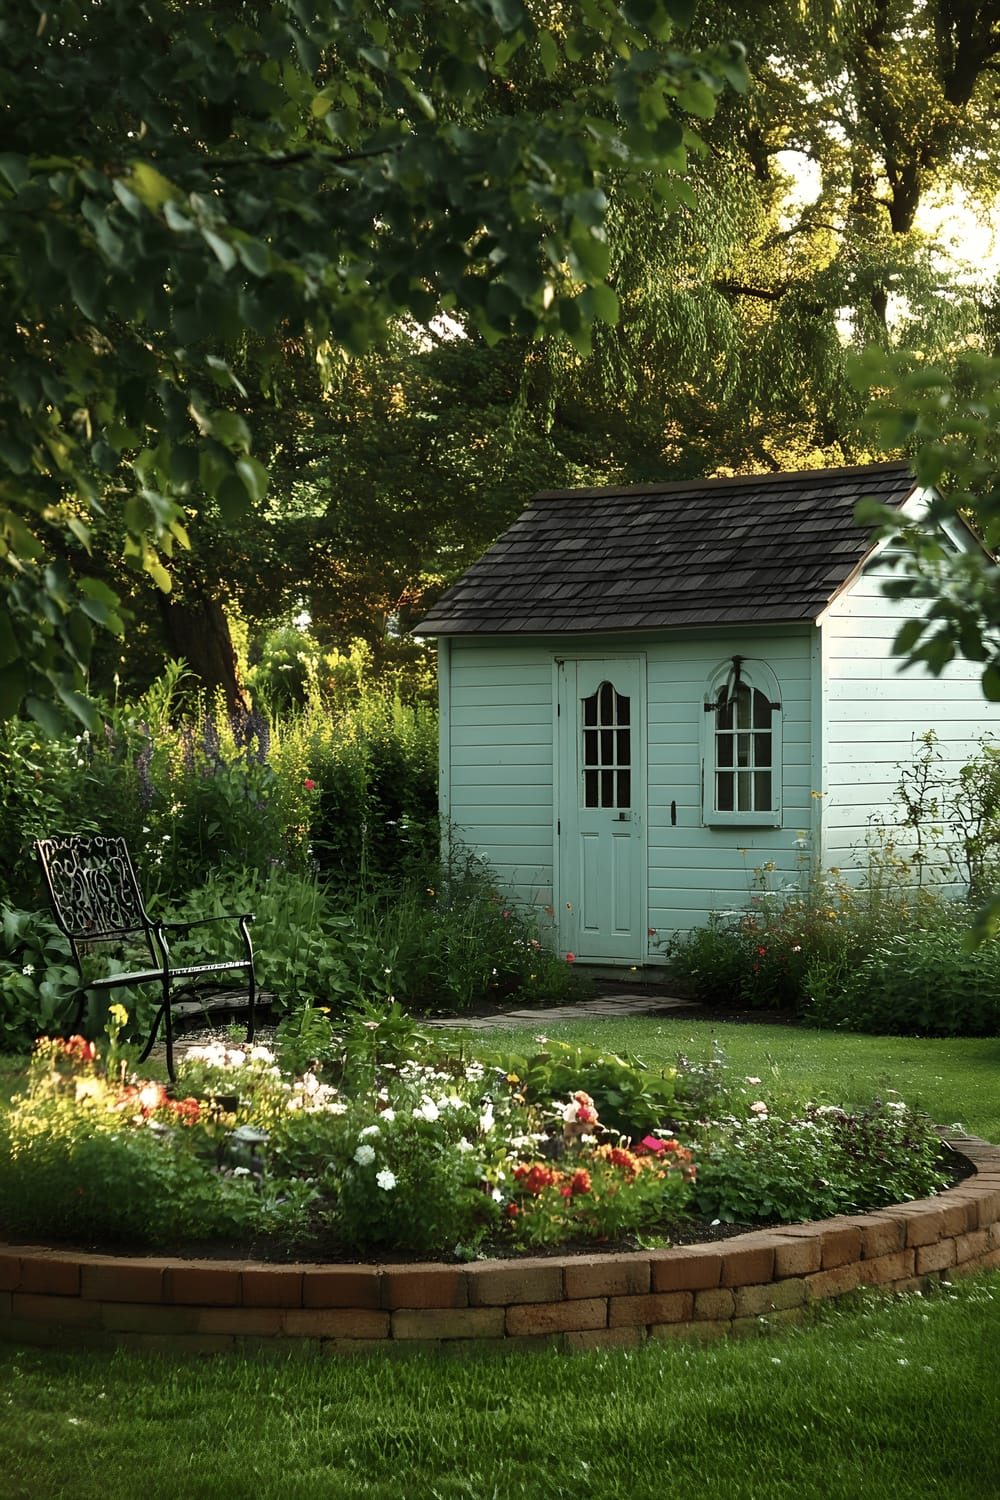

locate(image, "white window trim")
[[701, 657, 783, 828]]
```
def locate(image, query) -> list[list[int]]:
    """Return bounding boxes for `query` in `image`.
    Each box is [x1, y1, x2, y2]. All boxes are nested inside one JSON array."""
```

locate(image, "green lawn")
[[1, 1274, 998, 1500], [469, 1014, 1000, 1144]]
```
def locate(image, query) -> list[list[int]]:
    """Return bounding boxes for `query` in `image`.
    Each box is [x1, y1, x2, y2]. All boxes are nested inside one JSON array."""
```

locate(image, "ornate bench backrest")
[[35, 835, 151, 944]]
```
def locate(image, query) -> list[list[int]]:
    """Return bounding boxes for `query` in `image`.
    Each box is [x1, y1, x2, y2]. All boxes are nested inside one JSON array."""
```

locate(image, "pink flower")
[[566, 952, 575, 963]]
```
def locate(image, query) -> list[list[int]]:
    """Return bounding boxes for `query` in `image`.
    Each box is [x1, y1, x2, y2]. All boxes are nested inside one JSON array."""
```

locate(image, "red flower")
[[303, 778, 316, 790], [637, 1134, 668, 1155], [570, 1169, 592, 1196], [565, 952, 575, 963], [505, 1203, 520, 1218]]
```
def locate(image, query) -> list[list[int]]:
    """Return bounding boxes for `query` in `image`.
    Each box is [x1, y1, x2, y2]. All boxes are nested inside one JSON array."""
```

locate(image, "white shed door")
[[556, 656, 646, 962]]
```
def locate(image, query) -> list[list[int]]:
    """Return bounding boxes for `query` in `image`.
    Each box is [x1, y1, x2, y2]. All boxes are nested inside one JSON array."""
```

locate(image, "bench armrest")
[[157, 913, 255, 933]]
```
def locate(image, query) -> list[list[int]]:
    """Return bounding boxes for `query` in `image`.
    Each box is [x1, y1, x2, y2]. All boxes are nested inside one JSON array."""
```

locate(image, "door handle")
[[615, 811, 632, 822]]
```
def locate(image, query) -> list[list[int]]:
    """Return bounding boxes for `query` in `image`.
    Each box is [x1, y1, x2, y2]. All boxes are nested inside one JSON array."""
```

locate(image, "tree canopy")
[[0, 0, 747, 728]]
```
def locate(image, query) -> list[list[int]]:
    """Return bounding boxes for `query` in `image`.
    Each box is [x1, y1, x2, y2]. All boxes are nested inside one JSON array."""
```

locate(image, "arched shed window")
[[702, 658, 782, 826]]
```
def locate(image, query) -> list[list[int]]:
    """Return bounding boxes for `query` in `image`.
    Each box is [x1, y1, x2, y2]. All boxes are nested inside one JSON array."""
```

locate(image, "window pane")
[[737, 732, 751, 768], [583, 693, 597, 727], [617, 693, 630, 727], [716, 689, 733, 730], [716, 772, 734, 811], [735, 685, 752, 729], [752, 690, 771, 730], [756, 732, 772, 767], [617, 769, 630, 807], [599, 682, 614, 722], [601, 728, 614, 764], [717, 734, 733, 768], [584, 729, 598, 766], [737, 771, 751, 808], [617, 728, 629, 764], [585, 769, 599, 807], [754, 771, 772, 809], [601, 768, 614, 806]]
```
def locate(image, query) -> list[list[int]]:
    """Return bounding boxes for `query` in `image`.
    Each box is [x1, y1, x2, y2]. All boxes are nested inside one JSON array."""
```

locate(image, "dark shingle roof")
[[417, 461, 917, 636]]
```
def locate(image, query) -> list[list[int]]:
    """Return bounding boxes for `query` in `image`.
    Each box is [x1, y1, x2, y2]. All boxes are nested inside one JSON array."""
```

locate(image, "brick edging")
[[2, 1130, 999, 1354]]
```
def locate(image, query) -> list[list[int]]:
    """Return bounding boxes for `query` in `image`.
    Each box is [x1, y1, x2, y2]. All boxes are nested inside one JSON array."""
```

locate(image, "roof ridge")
[[530, 459, 914, 503]]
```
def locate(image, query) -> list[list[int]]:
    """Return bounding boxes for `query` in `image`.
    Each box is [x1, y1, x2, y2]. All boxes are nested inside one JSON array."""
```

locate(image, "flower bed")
[[2, 1130, 999, 1354], [0, 1025, 954, 1265]]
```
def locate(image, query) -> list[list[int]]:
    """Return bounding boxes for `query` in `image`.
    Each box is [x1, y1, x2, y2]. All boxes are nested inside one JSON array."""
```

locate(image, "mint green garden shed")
[[418, 462, 998, 966]]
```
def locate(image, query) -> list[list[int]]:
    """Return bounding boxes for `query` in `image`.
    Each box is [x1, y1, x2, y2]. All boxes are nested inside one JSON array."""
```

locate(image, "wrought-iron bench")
[[35, 834, 259, 1081]]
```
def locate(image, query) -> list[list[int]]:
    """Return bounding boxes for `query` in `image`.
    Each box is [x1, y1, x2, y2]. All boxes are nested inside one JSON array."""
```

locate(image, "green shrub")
[[803, 919, 1000, 1035]]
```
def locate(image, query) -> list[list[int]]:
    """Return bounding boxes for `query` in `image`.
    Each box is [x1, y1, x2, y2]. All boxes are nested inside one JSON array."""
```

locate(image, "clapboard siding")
[[444, 641, 556, 914], [819, 552, 999, 874]]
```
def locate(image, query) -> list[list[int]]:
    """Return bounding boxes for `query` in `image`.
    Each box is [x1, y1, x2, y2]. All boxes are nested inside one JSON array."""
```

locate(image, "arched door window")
[[581, 681, 631, 808], [703, 659, 782, 825]]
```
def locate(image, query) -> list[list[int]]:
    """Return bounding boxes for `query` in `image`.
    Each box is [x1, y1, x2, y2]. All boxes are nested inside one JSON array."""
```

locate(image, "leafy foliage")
[[0, 0, 746, 727]]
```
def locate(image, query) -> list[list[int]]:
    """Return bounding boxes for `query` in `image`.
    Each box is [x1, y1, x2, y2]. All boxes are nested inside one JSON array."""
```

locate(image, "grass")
[[2, 1016, 999, 1499], [0, 1275, 997, 1499], [464, 1015, 1000, 1143]]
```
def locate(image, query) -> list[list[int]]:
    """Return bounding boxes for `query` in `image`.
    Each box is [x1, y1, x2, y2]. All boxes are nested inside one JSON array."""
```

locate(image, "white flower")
[[248, 1045, 275, 1064], [491, 1188, 503, 1202], [380, 1109, 396, 1123], [359, 1124, 381, 1140], [749, 1101, 769, 1116], [885, 1101, 908, 1113], [479, 1104, 495, 1133], [456, 1137, 475, 1153], [376, 1169, 397, 1191], [413, 1098, 440, 1122], [354, 1143, 376, 1166], [21, 964, 35, 976]]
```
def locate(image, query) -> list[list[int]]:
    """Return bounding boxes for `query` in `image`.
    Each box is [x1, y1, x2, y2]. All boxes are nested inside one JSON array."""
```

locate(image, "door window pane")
[[581, 681, 631, 808]]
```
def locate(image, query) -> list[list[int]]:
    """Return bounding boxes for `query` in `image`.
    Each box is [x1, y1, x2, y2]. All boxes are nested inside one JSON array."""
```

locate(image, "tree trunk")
[[156, 586, 247, 717]]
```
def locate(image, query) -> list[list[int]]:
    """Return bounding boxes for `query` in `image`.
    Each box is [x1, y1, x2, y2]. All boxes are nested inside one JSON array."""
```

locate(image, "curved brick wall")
[[2, 1130, 999, 1354]]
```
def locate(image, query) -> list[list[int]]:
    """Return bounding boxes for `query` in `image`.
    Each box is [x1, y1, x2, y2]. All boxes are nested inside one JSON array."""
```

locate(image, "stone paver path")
[[423, 992, 696, 1029]]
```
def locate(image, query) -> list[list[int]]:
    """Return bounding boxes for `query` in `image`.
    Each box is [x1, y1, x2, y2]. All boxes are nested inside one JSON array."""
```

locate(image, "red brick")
[[284, 1307, 390, 1339], [195, 1307, 289, 1336], [607, 1291, 692, 1328], [733, 1279, 806, 1318], [12, 1291, 101, 1327], [969, 1186, 1000, 1230], [565, 1326, 645, 1351], [506, 1298, 607, 1336], [649, 1246, 722, 1293], [0, 1251, 25, 1292], [776, 1217, 861, 1268], [241, 1267, 304, 1308], [856, 1249, 915, 1287], [955, 1228, 990, 1265], [100, 1303, 202, 1334], [883, 1204, 946, 1248], [771, 1234, 822, 1278], [915, 1239, 957, 1276], [563, 1253, 650, 1300], [856, 1214, 906, 1259], [18, 1253, 82, 1297], [719, 1239, 776, 1287], [693, 1288, 735, 1321], [466, 1258, 563, 1306], [81, 1260, 165, 1303], [302, 1267, 381, 1309], [381, 1265, 468, 1310], [164, 1264, 242, 1306], [805, 1263, 861, 1301], [391, 1307, 505, 1340]]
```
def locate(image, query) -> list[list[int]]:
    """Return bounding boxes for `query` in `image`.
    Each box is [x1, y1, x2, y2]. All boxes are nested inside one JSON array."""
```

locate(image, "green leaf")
[[203, 229, 237, 272], [235, 454, 269, 503], [892, 618, 926, 656], [126, 162, 181, 211], [537, 30, 559, 77], [981, 663, 1000, 701], [0, 660, 27, 720], [56, 683, 100, 731], [0, 153, 30, 192], [216, 471, 251, 525], [25, 694, 68, 738]]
